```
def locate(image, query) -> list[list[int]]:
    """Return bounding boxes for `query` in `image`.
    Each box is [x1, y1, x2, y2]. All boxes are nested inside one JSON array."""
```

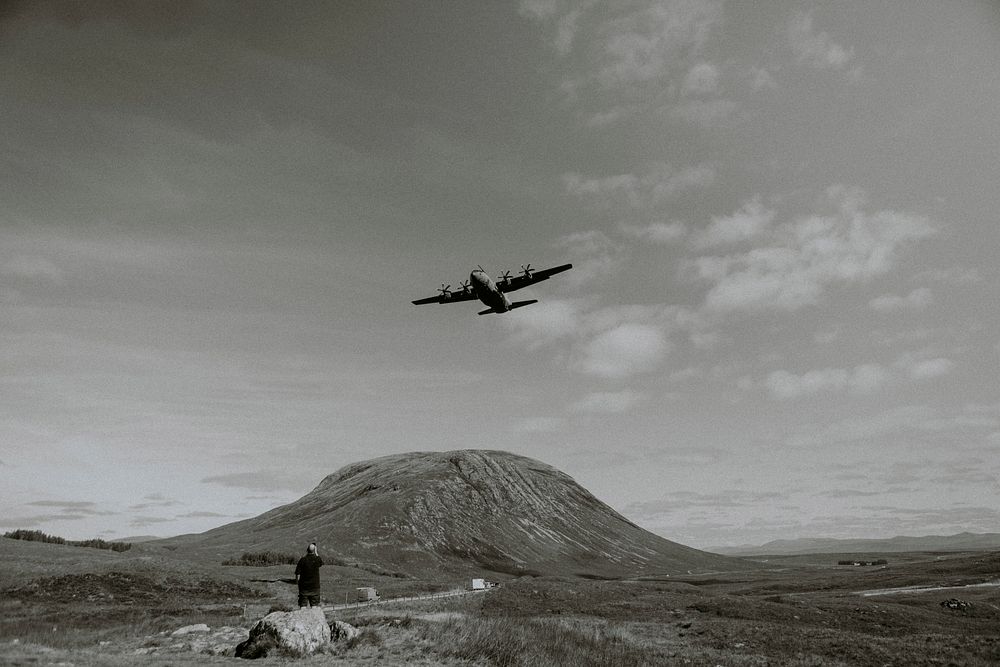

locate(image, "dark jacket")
[[295, 554, 323, 593]]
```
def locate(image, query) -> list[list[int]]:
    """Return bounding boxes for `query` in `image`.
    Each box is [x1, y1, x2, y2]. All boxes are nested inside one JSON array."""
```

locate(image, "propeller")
[[438, 283, 452, 297], [497, 270, 512, 283], [521, 264, 533, 279], [459, 280, 472, 293]]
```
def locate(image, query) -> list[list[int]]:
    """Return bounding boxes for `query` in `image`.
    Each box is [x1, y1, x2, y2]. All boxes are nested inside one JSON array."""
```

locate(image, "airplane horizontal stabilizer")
[[478, 307, 496, 315], [509, 300, 538, 310]]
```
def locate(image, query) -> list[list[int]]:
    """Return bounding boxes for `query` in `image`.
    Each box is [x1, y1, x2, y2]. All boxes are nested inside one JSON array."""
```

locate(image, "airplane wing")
[[497, 263, 572, 293], [411, 289, 478, 305]]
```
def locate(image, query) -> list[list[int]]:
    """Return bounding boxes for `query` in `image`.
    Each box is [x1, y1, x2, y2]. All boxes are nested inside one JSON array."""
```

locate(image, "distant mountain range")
[[712, 532, 1000, 556], [152, 449, 746, 578]]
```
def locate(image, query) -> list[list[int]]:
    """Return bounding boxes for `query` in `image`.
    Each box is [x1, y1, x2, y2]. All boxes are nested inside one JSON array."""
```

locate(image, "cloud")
[[128, 499, 183, 510], [668, 98, 737, 127], [504, 299, 702, 381], [502, 299, 582, 349], [2, 255, 64, 282], [512, 416, 565, 433], [575, 323, 669, 378], [748, 65, 777, 91], [0, 513, 91, 528], [25, 500, 116, 516], [522, 0, 725, 122], [693, 196, 774, 248], [869, 287, 933, 312], [682, 62, 719, 95], [619, 221, 687, 244], [786, 404, 1000, 450], [764, 363, 889, 399], [130, 515, 176, 528], [552, 229, 626, 286], [595, 0, 723, 88], [27, 500, 96, 509], [563, 163, 714, 210], [626, 489, 784, 517], [201, 470, 307, 492], [570, 390, 643, 414], [788, 12, 853, 71], [176, 511, 228, 518], [915, 267, 982, 284], [693, 187, 935, 312], [905, 357, 955, 380], [518, 0, 560, 21]]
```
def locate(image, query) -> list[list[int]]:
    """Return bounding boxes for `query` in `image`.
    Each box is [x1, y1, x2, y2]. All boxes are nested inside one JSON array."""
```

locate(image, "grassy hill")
[[152, 449, 747, 578]]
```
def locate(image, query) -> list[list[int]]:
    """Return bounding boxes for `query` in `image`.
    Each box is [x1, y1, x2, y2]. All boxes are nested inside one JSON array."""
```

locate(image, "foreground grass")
[[421, 615, 673, 667], [3, 548, 999, 665]]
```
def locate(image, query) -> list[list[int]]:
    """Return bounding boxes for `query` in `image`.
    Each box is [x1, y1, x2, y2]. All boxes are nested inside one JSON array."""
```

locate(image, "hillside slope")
[[154, 450, 743, 578]]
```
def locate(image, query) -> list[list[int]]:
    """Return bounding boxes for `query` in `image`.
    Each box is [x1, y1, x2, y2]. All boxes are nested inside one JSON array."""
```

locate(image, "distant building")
[[471, 578, 498, 590], [837, 559, 888, 566], [356, 587, 379, 602]]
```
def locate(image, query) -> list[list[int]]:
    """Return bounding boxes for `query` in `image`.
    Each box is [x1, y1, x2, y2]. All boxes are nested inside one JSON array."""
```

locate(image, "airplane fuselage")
[[470, 269, 512, 313]]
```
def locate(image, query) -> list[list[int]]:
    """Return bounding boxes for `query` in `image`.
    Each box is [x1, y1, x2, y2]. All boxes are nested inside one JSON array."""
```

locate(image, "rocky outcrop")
[[235, 608, 331, 659], [134, 625, 248, 656]]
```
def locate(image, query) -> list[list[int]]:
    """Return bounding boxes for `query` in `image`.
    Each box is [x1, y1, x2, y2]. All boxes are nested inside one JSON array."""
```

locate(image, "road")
[[328, 587, 489, 611], [857, 579, 1000, 597]]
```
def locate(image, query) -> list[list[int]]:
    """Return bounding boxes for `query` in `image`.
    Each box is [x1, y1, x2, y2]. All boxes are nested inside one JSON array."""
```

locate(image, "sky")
[[2, 1, 999, 549]]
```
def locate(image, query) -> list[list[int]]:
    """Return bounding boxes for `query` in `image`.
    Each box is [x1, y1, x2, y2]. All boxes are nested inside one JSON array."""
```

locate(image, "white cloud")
[[788, 12, 853, 71], [554, 8, 584, 56], [749, 65, 777, 91], [596, 0, 724, 88], [512, 416, 565, 433], [619, 221, 687, 243], [517, 0, 560, 21], [869, 287, 933, 312], [694, 187, 935, 312], [915, 267, 982, 285], [522, 1, 728, 125], [786, 404, 999, 450], [2, 256, 64, 282], [906, 357, 955, 380], [576, 323, 670, 379], [694, 196, 774, 248], [553, 229, 626, 286], [584, 105, 637, 127], [570, 390, 643, 413], [668, 98, 737, 127], [563, 163, 714, 210], [764, 363, 889, 400], [502, 298, 582, 349], [682, 62, 719, 95]]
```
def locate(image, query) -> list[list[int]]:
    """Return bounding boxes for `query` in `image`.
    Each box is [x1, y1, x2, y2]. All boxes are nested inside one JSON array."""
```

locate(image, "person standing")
[[295, 543, 323, 607]]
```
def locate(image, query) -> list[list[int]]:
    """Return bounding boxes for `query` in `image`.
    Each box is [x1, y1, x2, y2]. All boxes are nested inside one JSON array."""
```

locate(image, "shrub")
[[3, 529, 131, 552], [4, 529, 65, 544], [222, 551, 298, 567], [347, 628, 383, 649]]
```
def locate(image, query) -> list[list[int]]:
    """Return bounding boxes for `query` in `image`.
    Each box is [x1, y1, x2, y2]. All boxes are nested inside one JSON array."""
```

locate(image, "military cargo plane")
[[412, 263, 573, 315]]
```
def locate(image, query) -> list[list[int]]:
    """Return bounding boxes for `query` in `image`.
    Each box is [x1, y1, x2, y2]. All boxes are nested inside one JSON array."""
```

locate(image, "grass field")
[[1, 537, 998, 665]]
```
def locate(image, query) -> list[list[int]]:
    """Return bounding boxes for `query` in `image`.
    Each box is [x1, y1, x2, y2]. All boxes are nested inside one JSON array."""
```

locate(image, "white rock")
[[171, 623, 211, 636], [236, 607, 330, 658]]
